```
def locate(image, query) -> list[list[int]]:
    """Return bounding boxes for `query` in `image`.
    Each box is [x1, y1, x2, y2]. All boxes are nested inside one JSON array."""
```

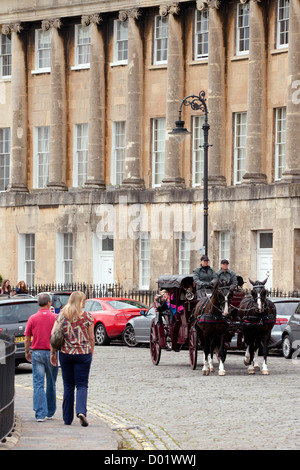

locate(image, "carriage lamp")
[[169, 91, 210, 256]]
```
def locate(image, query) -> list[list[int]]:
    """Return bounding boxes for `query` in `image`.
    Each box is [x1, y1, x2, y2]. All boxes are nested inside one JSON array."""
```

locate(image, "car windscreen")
[[0, 302, 39, 324], [275, 302, 300, 315], [107, 300, 144, 310]]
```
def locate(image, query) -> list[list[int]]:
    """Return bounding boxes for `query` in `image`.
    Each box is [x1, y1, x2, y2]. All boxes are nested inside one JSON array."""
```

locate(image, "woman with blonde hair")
[[50, 291, 95, 427]]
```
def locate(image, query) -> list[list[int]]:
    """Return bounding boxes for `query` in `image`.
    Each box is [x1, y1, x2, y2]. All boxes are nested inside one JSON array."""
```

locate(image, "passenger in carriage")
[[193, 255, 218, 299], [154, 289, 184, 324], [216, 259, 238, 291]]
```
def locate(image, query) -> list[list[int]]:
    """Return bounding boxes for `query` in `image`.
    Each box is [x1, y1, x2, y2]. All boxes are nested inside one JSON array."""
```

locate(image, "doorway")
[[257, 231, 273, 290], [93, 234, 114, 285]]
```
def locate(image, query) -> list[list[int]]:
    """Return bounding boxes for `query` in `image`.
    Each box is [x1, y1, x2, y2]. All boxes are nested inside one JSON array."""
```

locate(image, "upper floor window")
[[35, 29, 51, 72], [233, 112, 247, 184], [275, 107, 286, 180], [0, 34, 11, 78], [192, 115, 205, 187], [33, 126, 49, 188], [154, 15, 168, 65], [219, 231, 230, 266], [73, 24, 91, 68], [73, 123, 88, 187], [152, 118, 166, 187], [0, 128, 10, 191], [113, 19, 128, 64], [276, 0, 289, 49], [236, 3, 249, 55], [194, 9, 209, 60], [111, 121, 126, 185]]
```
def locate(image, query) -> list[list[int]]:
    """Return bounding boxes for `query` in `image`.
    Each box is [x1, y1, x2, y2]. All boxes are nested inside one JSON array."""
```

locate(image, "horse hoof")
[[248, 369, 255, 375], [210, 368, 215, 373], [218, 370, 226, 376], [261, 369, 269, 375], [244, 360, 250, 366], [254, 366, 260, 372], [202, 370, 210, 376]]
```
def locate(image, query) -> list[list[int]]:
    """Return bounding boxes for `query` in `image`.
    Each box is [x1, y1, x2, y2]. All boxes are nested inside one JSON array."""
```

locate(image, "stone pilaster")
[[83, 14, 106, 189], [45, 19, 67, 191], [282, 0, 300, 182], [161, 3, 185, 188], [242, 0, 267, 184], [121, 8, 145, 189], [5, 22, 28, 192], [205, 0, 226, 186]]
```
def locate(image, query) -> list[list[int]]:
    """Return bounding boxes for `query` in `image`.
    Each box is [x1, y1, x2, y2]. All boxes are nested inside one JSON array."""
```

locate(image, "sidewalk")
[[0, 386, 120, 450]]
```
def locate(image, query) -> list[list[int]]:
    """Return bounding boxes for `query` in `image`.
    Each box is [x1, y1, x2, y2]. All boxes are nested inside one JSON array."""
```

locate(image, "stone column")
[[83, 14, 106, 189], [282, 0, 300, 181], [242, 0, 267, 184], [121, 8, 145, 189], [45, 19, 67, 190], [162, 3, 185, 188], [5, 22, 28, 192], [205, 0, 226, 186]]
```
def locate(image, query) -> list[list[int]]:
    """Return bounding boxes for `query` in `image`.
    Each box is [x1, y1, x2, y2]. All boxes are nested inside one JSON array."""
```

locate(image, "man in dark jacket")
[[216, 259, 238, 291], [193, 255, 218, 299]]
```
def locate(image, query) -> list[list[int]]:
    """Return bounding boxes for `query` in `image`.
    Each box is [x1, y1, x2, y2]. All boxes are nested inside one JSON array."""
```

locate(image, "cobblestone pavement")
[[15, 344, 300, 450]]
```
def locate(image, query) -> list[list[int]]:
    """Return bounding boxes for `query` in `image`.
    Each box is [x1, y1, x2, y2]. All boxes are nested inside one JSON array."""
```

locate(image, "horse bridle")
[[251, 284, 267, 314]]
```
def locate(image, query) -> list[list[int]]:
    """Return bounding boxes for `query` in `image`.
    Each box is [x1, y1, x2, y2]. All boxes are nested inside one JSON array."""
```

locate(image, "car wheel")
[[94, 323, 110, 346], [282, 335, 293, 359], [123, 324, 138, 347]]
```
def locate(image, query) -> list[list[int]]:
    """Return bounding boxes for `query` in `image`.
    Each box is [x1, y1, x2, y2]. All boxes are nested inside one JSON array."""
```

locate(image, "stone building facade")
[[0, 0, 299, 291]]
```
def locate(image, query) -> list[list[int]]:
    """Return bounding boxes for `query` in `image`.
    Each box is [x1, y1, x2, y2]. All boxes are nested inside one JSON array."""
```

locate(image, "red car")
[[85, 297, 149, 345]]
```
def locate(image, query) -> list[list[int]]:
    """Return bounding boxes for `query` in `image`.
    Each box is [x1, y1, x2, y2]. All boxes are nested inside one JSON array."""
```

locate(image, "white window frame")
[[111, 121, 126, 185], [233, 112, 247, 185], [33, 29, 51, 73], [139, 234, 150, 289], [33, 126, 49, 189], [112, 19, 128, 65], [275, 107, 286, 180], [192, 115, 205, 187], [0, 33, 11, 78], [236, 3, 249, 56], [18, 234, 35, 286], [152, 118, 166, 187], [179, 234, 191, 275], [276, 0, 289, 49], [0, 128, 10, 191], [219, 231, 230, 266], [194, 8, 209, 60], [72, 24, 91, 70], [73, 123, 88, 187], [154, 15, 168, 65], [56, 233, 73, 284]]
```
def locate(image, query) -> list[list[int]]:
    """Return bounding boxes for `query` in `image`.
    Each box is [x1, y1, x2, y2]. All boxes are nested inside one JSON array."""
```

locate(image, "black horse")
[[194, 280, 233, 376], [238, 278, 277, 375]]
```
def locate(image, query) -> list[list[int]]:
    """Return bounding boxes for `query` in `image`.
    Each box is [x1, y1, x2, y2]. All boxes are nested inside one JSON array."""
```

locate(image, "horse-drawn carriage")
[[150, 274, 277, 376]]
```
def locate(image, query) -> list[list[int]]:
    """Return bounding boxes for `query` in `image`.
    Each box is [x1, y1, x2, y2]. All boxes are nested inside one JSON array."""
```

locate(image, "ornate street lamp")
[[169, 91, 210, 255]]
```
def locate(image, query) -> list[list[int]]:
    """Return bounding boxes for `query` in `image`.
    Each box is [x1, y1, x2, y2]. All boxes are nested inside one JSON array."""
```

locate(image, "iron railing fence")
[[0, 334, 15, 443]]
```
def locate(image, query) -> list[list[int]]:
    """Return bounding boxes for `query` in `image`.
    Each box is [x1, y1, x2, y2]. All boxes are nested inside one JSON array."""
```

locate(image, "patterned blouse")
[[56, 310, 94, 355]]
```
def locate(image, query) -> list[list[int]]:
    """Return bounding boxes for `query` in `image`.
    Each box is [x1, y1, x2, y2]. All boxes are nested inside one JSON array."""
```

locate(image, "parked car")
[[85, 298, 148, 345], [281, 303, 300, 359], [0, 295, 39, 366], [36, 291, 72, 313], [123, 307, 156, 347]]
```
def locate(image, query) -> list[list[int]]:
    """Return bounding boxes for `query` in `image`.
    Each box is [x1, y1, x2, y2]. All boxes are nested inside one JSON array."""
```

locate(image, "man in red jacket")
[[25, 293, 58, 422]]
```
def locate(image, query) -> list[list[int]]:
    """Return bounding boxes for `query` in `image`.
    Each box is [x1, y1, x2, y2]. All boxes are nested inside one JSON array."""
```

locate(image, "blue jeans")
[[59, 352, 92, 425], [31, 350, 58, 420]]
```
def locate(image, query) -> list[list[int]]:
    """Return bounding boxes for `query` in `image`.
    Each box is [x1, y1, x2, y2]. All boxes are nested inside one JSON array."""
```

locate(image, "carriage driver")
[[216, 259, 238, 291], [193, 255, 218, 300]]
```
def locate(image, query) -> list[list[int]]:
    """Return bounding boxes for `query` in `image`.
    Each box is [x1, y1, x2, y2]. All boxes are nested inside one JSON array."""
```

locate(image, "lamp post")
[[169, 91, 210, 256]]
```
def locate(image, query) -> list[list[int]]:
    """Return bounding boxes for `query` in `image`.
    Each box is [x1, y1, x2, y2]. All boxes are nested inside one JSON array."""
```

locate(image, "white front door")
[[93, 234, 114, 285], [257, 232, 273, 290]]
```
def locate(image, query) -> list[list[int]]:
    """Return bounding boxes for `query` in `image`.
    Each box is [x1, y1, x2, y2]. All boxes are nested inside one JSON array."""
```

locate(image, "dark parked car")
[[267, 297, 300, 351], [282, 303, 300, 359], [0, 295, 39, 366]]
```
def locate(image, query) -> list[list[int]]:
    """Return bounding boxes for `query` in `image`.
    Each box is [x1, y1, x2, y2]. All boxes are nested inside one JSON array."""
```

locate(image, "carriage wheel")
[[150, 319, 161, 365], [189, 327, 198, 370]]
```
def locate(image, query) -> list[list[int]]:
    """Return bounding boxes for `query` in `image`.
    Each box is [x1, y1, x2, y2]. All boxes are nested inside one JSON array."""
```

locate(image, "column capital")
[[2, 22, 23, 34], [239, 0, 263, 4], [81, 13, 102, 26], [159, 3, 180, 17], [41, 18, 62, 31], [119, 8, 142, 21], [197, 0, 224, 10]]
